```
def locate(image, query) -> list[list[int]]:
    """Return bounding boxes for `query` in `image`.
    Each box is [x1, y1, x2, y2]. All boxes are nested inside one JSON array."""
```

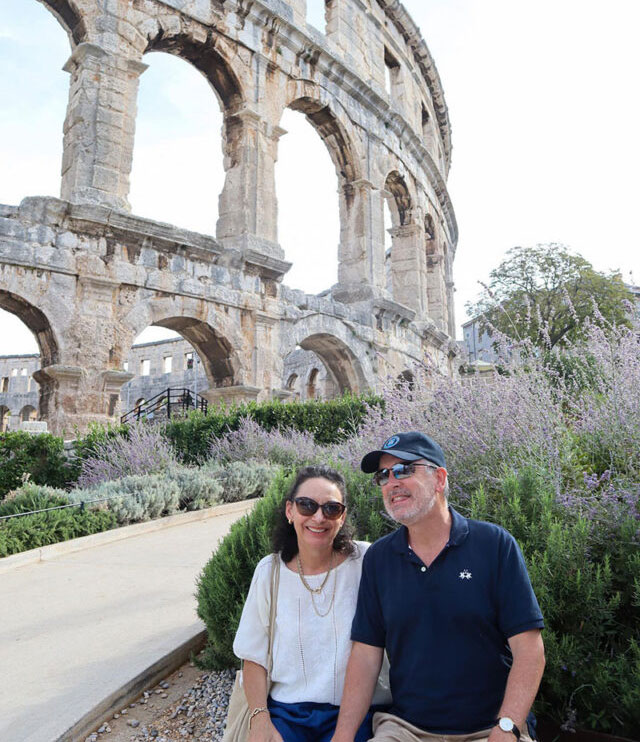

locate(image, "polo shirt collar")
[[389, 505, 469, 553]]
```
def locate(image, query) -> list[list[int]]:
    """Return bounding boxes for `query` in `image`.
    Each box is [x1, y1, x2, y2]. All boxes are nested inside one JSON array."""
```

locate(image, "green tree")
[[467, 244, 633, 348]]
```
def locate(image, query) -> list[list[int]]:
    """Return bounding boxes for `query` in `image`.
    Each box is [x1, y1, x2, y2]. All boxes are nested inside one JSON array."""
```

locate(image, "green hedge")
[[165, 395, 382, 464], [196, 466, 640, 738], [0, 485, 116, 557], [0, 432, 74, 500]]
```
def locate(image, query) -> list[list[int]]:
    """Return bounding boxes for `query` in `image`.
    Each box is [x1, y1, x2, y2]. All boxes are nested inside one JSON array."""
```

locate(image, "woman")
[[232, 465, 375, 742]]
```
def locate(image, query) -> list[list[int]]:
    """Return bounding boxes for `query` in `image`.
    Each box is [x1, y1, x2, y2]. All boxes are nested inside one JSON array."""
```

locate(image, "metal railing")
[[120, 387, 207, 424], [0, 491, 146, 522]]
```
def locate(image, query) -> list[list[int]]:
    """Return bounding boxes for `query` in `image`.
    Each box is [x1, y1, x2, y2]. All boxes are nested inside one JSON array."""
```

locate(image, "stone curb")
[[56, 629, 208, 742], [0, 499, 256, 575]]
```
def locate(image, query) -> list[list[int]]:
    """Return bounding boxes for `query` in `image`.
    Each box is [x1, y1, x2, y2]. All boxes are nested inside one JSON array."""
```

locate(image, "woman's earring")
[[288, 519, 293, 525]]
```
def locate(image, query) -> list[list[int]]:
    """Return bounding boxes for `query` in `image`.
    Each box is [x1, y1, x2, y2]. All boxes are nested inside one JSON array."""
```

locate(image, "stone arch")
[[289, 314, 374, 394], [38, 0, 85, 45], [20, 405, 38, 422], [384, 171, 413, 227], [145, 33, 244, 114], [0, 291, 59, 369], [285, 95, 361, 185], [0, 290, 61, 424], [286, 373, 298, 390], [306, 367, 320, 399], [122, 298, 246, 391]]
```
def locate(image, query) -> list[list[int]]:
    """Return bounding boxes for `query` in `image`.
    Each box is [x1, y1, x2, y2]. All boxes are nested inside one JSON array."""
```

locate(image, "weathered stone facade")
[[0, 0, 458, 436]]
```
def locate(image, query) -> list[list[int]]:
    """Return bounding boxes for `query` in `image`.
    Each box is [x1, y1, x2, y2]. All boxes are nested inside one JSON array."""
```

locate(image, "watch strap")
[[496, 717, 521, 741]]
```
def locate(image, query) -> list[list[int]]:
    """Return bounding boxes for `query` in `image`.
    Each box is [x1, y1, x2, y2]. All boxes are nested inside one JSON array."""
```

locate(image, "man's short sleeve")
[[496, 531, 544, 638], [350, 547, 386, 647]]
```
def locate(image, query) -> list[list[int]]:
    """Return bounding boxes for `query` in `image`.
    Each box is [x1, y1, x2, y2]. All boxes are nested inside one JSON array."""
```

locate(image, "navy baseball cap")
[[360, 432, 446, 473]]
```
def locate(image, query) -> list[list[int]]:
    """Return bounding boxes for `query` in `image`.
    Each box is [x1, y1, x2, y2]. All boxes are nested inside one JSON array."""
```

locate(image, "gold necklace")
[[310, 569, 337, 618], [296, 552, 334, 594]]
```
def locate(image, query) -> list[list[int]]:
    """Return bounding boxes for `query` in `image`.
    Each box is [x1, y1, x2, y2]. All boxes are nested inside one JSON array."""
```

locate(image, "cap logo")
[[382, 435, 400, 449]]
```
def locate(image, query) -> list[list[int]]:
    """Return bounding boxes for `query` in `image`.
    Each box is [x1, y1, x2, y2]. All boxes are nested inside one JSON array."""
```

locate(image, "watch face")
[[499, 718, 515, 732]]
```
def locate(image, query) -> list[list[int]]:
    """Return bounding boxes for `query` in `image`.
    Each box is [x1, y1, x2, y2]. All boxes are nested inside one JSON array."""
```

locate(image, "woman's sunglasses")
[[372, 461, 438, 487], [293, 497, 346, 520]]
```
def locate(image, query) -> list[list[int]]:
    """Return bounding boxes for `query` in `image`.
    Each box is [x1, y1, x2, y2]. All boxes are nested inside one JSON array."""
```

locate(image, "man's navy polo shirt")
[[351, 507, 544, 734]]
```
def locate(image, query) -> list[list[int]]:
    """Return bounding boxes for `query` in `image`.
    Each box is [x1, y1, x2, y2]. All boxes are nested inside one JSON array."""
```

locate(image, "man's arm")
[[332, 642, 384, 742], [489, 629, 545, 742]]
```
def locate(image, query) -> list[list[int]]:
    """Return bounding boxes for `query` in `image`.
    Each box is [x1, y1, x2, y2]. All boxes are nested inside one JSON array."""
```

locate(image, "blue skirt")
[[268, 697, 374, 742]]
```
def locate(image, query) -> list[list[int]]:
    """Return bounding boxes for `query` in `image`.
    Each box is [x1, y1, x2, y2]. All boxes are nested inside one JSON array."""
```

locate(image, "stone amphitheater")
[[0, 0, 458, 436]]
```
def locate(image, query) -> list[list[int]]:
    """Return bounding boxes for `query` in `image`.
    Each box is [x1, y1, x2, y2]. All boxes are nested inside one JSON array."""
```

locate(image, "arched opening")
[[0, 0, 71, 206], [129, 51, 226, 235], [396, 369, 415, 391], [121, 316, 238, 419], [307, 0, 329, 32], [383, 172, 415, 306], [276, 105, 341, 294], [0, 293, 59, 424], [298, 333, 365, 395], [20, 405, 37, 422], [0, 406, 11, 433], [283, 347, 339, 401], [307, 368, 320, 399]]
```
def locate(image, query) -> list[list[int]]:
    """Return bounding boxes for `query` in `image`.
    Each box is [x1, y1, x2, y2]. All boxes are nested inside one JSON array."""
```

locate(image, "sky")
[[1, 0, 639, 355]]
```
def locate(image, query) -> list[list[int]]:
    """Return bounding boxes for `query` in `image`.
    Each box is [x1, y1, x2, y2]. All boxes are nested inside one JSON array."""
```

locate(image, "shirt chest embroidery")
[[459, 569, 472, 580]]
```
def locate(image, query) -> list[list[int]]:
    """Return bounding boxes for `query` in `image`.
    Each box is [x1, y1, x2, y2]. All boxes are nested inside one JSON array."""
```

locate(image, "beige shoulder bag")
[[222, 553, 281, 742]]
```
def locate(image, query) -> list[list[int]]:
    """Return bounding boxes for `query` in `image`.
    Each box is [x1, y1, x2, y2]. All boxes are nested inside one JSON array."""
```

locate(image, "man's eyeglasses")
[[372, 461, 439, 487], [293, 497, 346, 520]]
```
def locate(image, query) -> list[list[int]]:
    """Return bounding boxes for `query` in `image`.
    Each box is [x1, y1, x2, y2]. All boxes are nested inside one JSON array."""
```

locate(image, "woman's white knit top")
[[233, 542, 369, 706]]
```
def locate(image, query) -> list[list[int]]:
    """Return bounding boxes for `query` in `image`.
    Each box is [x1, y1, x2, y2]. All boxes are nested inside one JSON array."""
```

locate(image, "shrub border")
[[0, 499, 256, 575]]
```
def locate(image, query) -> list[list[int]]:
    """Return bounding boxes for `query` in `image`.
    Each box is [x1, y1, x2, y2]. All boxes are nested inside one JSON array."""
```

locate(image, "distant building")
[[0, 354, 40, 432]]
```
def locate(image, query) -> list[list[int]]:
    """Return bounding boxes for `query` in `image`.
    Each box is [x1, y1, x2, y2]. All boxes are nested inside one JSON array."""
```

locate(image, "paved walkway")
[[0, 501, 254, 742]]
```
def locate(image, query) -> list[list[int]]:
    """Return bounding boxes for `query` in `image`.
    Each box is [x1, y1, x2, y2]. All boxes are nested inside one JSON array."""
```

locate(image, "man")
[[332, 432, 545, 742]]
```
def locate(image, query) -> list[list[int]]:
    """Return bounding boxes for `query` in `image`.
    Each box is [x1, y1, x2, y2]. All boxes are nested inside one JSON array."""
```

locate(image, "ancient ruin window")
[[123, 361, 129, 372], [384, 48, 401, 99], [0, 0, 69, 206], [1, 378, 8, 393], [163, 356, 173, 374], [20, 405, 37, 422], [129, 53, 223, 235], [286, 373, 298, 390], [422, 104, 436, 155], [307, 0, 328, 32], [0, 406, 10, 432], [185, 352, 194, 370], [140, 359, 151, 376], [276, 108, 340, 294], [307, 368, 319, 399], [20, 367, 27, 376], [11, 368, 18, 377]]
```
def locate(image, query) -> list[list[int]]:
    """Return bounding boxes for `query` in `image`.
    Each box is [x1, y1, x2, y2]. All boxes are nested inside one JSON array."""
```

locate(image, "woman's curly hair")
[[272, 465, 356, 562]]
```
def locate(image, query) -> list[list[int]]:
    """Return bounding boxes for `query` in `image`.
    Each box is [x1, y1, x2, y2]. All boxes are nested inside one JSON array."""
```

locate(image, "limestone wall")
[[0, 0, 458, 435]]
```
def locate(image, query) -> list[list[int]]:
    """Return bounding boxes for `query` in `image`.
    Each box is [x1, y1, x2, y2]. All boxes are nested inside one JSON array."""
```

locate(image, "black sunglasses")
[[372, 461, 439, 487], [293, 497, 346, 520]]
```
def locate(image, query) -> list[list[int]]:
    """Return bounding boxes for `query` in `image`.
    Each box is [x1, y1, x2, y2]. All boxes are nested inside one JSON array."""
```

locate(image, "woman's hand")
[[247, 711, 283, 742]]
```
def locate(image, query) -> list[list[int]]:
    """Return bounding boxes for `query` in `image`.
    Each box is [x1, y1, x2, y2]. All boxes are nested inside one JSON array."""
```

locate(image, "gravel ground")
[[85, 661, 235, 742]]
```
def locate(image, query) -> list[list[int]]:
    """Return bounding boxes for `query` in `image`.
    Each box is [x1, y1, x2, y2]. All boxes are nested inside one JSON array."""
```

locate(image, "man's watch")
[[496, 717, 521, 740]]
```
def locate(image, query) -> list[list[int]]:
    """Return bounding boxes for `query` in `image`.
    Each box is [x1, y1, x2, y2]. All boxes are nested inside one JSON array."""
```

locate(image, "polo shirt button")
[[421, 566, 426, 572]]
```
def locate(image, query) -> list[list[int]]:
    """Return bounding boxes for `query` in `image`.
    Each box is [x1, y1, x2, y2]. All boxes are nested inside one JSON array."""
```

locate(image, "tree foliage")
[[466, 244, 633, 348]]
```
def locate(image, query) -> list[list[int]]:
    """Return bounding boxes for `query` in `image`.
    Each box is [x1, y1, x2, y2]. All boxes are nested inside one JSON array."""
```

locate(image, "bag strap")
[[265, 552, 281, 682]]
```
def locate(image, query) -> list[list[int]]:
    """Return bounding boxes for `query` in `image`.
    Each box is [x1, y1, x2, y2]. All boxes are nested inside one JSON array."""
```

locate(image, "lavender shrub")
[[209, 417, 323, 468], [76, 422, 177, 489]]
